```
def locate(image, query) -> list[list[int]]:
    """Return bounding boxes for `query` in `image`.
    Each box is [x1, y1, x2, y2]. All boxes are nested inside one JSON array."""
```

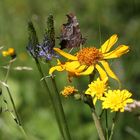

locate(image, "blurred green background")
[[0, 0, 140, 140]]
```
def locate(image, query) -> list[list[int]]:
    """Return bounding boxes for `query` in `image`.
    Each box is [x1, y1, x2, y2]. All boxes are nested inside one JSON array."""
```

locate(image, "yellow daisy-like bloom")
[[61, 86, 78, 97], [49, 34, 129, 82], [2, 48, 16, 57], [101, 90, 134, 112], [85, 78, 108, 105]]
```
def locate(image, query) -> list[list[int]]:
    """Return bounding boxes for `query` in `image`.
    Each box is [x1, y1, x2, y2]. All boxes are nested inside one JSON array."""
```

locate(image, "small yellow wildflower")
[[2, 51, 9, 56], [101, 89, 133, 112], [2, 48, 16, 58], [49, 34, 129, 83], [85, 77, 108, 105], [61, 86, 78, 97]]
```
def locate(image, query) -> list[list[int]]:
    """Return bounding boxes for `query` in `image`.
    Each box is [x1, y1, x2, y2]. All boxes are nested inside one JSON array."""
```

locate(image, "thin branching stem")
[[105, 110, 109, 140], [109, 112, 118, 140], [4, 59, 13, 82], [6, 86, 21, 125], [4, 59, 27, 139]]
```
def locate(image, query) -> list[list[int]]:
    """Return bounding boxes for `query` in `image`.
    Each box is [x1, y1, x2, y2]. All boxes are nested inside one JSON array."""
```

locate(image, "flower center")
[[77, 47, 103, 66]]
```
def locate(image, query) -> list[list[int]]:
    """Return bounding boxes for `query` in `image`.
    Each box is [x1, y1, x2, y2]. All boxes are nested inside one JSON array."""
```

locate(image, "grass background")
[[0, 0, 140, 139]]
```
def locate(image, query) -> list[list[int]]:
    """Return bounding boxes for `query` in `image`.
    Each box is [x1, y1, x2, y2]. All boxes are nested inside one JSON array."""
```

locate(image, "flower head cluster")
[[49, 34, 129, 83], [2, 48, 16, 59], [26, 13, 134, 113], [85, 78, 133, 112], [50, 32, 133, 113], [101, 90, 133, 112], [61, 86, 78, 97]]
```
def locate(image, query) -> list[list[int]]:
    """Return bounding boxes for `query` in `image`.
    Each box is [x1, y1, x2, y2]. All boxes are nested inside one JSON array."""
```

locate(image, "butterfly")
[[59, 13, 86, 49]]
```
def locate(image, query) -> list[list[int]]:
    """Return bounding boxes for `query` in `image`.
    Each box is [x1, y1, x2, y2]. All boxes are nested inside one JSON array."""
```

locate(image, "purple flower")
[[27, 20, 58, 61], [37, 35, 58, 61]]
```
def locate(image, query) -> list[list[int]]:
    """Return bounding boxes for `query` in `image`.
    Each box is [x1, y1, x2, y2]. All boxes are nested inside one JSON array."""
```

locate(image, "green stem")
[[6, 87, 21, 125], [89, 73, 95, 83], [4, 59, 13, 82], [51, 76, 71, 140], [48, 62, 71, 140], [105, 110, 109, 140], [88, 74, 105, 140], [99, 109, 104, 118], [109, 112, 118, 140], [35, 59, 65, 139], [91, 108, 105, 140], [19, 124, 28, 139], [4, 59, 27, 139]]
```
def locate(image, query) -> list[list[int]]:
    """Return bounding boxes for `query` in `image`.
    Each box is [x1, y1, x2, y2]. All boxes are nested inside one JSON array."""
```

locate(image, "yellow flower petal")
[[75, 65, 87, 73], [100, 34, 118, 53], [2, 51, 9, 56], [57, 59, 62, 65], [49, 65, 64, 74], [65, 61, 81, 72], [95, 64, 107, 80], [54, 48, 77, 60], [103, 45, 129, 59], [100, 60, 120, 84], [8, 48, 15, 55], [126, 99, 134, 103], [93, 97, 97, 105], [76, 65, 94, 75]]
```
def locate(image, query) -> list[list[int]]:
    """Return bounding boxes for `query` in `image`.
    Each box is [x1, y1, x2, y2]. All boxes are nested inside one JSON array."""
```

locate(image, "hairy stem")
[[91, 108, 105, 140]]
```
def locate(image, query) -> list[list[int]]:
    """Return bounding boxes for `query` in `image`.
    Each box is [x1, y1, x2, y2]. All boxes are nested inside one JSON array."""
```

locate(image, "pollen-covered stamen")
[[77, 47, 103, 66]]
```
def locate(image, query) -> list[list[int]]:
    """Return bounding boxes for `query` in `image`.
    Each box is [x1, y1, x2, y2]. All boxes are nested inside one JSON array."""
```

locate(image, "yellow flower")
[[49, 34, 129, 82], [2, 48, 16, 58], [61, 86, 78, 97], [101, 89, 133, 112], [85, 78, 108, 105], [2, 51, 9, 56]]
